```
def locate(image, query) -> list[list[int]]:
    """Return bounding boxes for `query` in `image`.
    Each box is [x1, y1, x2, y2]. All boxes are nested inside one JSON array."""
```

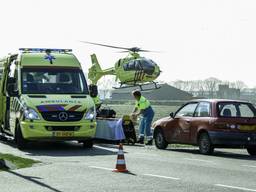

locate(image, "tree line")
[[169, 77, 248, 97]]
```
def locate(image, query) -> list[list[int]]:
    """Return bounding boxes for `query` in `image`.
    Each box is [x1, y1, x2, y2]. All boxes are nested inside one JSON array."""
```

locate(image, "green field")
[[107, 104, 180, 122]]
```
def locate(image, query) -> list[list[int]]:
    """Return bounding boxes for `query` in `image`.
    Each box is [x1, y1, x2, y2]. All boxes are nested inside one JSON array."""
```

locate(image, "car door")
[[171, 102, 198, 143], [190, 102, 212, 144]]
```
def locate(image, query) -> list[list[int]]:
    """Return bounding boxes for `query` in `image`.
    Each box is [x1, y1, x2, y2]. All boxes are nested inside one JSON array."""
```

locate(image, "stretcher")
[[95, 117, 125, 141], [95, 116, 137, 144]]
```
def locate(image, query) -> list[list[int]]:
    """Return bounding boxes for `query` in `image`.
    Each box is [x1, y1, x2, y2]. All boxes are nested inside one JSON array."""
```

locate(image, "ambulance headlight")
[[24, 108, 40, 120], [85, 107, 96, 120]]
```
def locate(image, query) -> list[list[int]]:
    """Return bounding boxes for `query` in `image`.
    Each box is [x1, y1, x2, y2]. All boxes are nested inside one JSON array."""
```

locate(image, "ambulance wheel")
[[247, 146, 256, 156], [83, 139, 94, 148], [15, 124, 27, 150]]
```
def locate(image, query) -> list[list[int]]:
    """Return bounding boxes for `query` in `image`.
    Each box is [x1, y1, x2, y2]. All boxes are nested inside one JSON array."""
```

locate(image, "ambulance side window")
[[8, 61, 16, 78], [7, 61, 18, 90]]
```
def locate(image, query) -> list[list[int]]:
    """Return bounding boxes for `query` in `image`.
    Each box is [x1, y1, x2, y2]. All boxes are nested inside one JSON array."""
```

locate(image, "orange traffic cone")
[[113, 143, 129, 173]]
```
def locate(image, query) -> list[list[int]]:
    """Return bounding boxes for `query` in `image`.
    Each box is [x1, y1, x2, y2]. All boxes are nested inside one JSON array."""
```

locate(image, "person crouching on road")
[[132, 90, 154, 145]]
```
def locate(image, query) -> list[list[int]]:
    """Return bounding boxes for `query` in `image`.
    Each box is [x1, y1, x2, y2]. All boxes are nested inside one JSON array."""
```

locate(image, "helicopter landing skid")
[[113, 81, 161, 91]]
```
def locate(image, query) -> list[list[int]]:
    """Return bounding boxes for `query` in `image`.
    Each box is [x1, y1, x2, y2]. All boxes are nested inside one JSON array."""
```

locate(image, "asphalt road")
[[0, 140, 256, 192]]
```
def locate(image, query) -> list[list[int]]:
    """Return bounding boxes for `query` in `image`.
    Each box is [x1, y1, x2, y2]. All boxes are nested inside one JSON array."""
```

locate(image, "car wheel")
[[15, 123, 27, 150], [83, 139, 94, 148], [154, 129, 168, 149], [247, 147, 256, 156], [198, 132, 214, 155]]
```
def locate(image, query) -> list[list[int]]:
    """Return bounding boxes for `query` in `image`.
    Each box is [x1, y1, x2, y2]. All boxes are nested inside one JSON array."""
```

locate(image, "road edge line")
[[215, 184, 256, 192], [143, 174, 180, 180], [88, 166, 113, 171]]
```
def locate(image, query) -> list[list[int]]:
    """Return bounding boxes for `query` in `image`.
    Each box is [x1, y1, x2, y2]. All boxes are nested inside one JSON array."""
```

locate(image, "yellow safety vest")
[[135, 96, 151, 110], [92, 96, 101, 105]]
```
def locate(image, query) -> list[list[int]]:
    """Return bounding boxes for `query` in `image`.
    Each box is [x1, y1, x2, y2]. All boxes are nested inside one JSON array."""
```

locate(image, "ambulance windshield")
[[21, 67, 89, 94]]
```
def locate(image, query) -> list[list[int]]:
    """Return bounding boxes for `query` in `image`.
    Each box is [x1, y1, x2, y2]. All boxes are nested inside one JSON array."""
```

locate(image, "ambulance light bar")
[[19, 48, 72, 53]]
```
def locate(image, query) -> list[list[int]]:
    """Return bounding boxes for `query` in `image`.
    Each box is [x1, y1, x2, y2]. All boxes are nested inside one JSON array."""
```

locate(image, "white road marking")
[[88, 166, 113, 171], [242, 165, 256, 169], [94, 145, 118, 152], [215, 184, 256, 192], [184, 158, 215, 163], [143, 174, 180, 180]]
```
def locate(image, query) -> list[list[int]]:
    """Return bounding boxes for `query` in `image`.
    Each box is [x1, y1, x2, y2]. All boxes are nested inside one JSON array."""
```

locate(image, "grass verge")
[[0, 153, 40, 171]]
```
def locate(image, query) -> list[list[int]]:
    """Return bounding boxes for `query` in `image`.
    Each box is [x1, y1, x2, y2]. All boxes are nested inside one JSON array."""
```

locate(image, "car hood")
[[153, 116, 172, 127], [20, 94, 94, 112]]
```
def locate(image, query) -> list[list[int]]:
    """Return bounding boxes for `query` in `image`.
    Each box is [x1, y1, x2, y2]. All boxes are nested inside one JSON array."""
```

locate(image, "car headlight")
[[85, 107, 96, 120], [24, 108, 40, 120]]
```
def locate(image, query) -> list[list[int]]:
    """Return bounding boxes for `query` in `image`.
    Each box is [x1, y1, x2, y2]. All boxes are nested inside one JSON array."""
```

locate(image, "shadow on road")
[[0, 138, 16, 147], [22, 142, 116, 157], [167, 148, 256, 161], [5, 170, 63, 192]]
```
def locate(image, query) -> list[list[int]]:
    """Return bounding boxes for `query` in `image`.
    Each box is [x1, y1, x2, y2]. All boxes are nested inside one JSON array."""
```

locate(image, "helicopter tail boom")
[[88, 54, 115, 85]]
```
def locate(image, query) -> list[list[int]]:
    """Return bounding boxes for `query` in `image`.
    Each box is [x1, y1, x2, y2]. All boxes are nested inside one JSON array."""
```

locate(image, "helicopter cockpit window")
[[124, 61, 134, 71], [140, 59, 155, 75], [123, 59, 155, 74], [135, 61, 142, 70], [123, 60, 143, 71]]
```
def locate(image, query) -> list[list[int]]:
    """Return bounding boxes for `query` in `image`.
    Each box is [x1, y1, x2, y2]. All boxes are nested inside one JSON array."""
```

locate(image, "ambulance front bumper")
[[20, 120, 96, 141]]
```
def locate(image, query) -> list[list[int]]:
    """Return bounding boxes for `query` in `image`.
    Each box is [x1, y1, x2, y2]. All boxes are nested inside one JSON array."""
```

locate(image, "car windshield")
[[21, 68, 89, 94], [218, 102, 256, 118]]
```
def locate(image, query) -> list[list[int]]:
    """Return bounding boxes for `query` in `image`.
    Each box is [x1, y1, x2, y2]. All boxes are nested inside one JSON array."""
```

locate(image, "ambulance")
[[0, 48, 96, 149]]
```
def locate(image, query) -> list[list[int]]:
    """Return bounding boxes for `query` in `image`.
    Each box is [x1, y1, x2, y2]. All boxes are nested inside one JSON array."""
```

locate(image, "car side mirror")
[[7, 83, 18, 97], [170, 112, 174, 118]]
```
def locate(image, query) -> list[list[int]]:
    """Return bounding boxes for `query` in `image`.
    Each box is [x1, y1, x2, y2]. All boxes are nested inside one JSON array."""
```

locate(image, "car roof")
[[189, 99, 251, 104]]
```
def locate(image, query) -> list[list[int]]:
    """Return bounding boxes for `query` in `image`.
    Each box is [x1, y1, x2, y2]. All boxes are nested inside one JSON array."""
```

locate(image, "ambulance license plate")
[[52, 131, 74, 137]]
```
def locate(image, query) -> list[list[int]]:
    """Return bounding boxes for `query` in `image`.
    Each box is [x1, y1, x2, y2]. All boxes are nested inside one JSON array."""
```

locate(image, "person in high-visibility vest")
[[92, 95, 102, 109], [132, 90, 154, 145]]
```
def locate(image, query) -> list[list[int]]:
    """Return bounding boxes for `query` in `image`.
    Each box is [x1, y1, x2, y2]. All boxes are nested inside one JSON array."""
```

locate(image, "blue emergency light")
[[19, 48, 72, 53]]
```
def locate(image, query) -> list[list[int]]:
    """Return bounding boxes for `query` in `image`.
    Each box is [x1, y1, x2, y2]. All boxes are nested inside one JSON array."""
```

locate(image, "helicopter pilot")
[[132, 90, 154, 145]]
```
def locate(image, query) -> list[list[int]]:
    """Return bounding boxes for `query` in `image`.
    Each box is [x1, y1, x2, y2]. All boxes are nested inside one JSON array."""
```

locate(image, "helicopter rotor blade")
[[79, 41, 131, 51], [118, 50, 161, 53], [139, 50, 163, 53], [137, 50, 151, 52], [118, 51, 130, 53], [80, 41, 161, 53]]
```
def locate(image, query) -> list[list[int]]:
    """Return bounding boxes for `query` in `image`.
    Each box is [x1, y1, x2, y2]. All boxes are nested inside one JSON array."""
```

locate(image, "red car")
[[153, 99, 256, 155]]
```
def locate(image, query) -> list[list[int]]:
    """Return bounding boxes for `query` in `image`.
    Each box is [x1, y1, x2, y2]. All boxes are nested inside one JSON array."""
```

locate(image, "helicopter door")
[[134, 60, 144, 81], [123, 60, 144, 82]]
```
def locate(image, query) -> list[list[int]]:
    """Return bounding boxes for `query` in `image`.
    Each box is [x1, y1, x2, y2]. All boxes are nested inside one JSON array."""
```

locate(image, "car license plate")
[[52, 131, 74, 137], [240, 125, 256, 131]]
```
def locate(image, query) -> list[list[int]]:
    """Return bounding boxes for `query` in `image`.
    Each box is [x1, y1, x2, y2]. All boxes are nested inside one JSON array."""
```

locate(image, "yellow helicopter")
[[81, 41, 161, 91]]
